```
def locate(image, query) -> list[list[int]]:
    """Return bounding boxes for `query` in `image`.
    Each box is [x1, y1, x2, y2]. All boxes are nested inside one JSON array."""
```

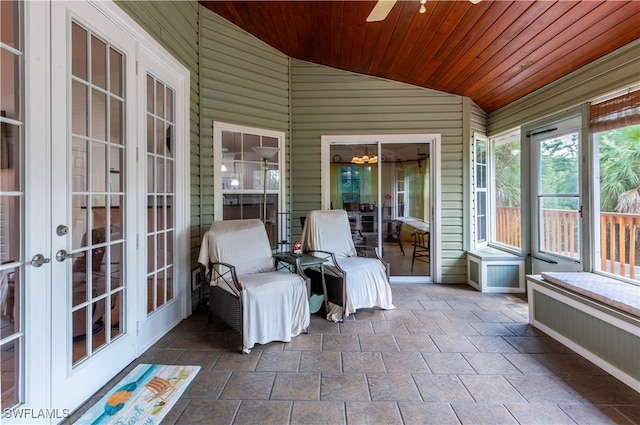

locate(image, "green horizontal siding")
[[114, 0, 202, 304], [199, 9, 291, 232], [291, 60, 467, 283]]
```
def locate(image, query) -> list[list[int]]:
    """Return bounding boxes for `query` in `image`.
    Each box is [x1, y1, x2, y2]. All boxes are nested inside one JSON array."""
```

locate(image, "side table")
[[274, 252, 328, 313]]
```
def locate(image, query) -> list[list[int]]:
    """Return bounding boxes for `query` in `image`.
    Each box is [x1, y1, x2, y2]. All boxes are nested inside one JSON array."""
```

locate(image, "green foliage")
[[494, 140, 521, 207], [599, 125, 640, 213]]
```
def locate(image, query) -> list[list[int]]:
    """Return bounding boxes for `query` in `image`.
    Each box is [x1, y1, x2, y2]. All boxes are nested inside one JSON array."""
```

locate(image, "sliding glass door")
[[326, 140, 431, 278]]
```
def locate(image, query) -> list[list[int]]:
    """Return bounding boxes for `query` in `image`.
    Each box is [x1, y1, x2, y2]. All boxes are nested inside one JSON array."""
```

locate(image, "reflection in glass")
[[147, 196, 155, 232], [0, 49, 20, 121], [157, 195, 165, 232], [0, 124, 20, 190], [147, 115, 154, 153], [71, 23, 87, 79], [72, 138, 88, 192], [72, 81, 88, 136], [110, 98, 123, 144], [147, 235, 154, 273], [90, 35, 107, 89], [90, 142, 107, 191], [156, 232, 165, 269], [147, 155, 154, 192], [110, 290, 123, 338], [166, 159, 174, 192], [72, 306, 88, 363], [110, 243, 123, 289], [0, 0, 19, 48], [147, 276, 155, 314], [166, 196, 174, 229], [109, 48, 123, 96], [155, 118, 164, 155], [91, 89, 107, 141], [156, 157, 164, 193], [110, 145, 123, 177], [155, 80, 164, 119], [166, 88, 174, 122], [72, 262, 89, 307], [157, 269, 165, 308], [166, 266, 174, 302], [0, 340, 19, 409], [72, 195, 88, 250]]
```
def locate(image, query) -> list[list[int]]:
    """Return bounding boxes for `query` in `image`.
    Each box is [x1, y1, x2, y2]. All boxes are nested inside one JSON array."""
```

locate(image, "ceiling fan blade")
[[366, 0, 397, 22]]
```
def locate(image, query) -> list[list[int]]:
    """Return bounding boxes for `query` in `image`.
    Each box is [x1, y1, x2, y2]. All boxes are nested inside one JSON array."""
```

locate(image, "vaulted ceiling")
[[200, 0, 640, 113]]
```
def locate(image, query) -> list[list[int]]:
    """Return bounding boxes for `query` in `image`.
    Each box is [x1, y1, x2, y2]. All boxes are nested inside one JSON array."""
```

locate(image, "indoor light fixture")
[[253, 146, 280, 223], [351, 148, 378, 164], [419, 0, 426, 13]]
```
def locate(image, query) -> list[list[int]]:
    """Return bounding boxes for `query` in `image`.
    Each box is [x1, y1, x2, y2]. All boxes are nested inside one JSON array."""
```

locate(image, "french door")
[[529, 114, 584, 273], [49, 1, 138, 410], [0, 1, 188, 419]]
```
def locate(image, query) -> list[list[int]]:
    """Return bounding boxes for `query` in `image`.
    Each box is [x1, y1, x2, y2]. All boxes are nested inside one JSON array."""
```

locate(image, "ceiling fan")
[[367, 0, 481, 22]]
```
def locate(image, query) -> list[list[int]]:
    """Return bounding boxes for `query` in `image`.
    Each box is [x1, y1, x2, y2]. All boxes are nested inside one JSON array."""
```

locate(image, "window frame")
[[489, 129, 523, 254], [473, 134, 489, 248], [212, 121, 287, 239]]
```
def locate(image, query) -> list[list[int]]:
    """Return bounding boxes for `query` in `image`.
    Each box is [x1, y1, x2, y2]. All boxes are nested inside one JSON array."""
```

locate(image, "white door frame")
[[320, 134, 442, 283], [22, 0, 53, 415]]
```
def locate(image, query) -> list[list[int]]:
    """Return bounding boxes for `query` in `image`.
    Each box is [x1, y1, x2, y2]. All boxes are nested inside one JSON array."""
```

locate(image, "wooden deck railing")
[[496, 207, 640, 280], [600, 212, 640, 280]]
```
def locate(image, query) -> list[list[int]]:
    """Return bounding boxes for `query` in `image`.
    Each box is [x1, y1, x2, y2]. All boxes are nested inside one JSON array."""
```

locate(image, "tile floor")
[[67, 282, 640, 424]]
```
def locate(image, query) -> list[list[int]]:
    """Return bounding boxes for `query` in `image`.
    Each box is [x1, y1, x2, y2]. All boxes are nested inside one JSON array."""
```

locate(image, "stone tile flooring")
[[67, 282, 640, 424]]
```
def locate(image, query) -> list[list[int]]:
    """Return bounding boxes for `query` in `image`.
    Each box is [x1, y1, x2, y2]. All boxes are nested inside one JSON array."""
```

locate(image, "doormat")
[[74, 364, 200, 425]]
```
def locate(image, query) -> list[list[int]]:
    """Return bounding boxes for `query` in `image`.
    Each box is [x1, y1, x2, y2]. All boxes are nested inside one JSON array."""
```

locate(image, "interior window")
[[215, 123, 285, 250]]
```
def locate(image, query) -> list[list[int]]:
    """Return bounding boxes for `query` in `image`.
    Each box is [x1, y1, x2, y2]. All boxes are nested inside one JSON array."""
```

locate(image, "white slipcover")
[[198, 219, 310, 352], [301, 210, 394, 321]]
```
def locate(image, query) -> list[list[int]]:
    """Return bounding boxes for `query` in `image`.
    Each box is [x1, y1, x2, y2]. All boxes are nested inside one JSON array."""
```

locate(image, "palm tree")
[[599, 125, 640, 213]]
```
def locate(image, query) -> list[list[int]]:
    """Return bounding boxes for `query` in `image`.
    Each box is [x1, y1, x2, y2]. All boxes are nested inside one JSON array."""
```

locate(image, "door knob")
[[55, 250, 85, 262], [29, 254, 50, 267]]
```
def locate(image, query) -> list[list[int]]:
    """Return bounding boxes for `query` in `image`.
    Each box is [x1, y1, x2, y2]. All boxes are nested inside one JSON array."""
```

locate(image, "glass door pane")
[[69, 21, 126, 366], [530, 115, 582, 273], [330, 144, 379, 255], [595, 124, 640, 281], [146, 74, 175, 315], [380, 143, 430, 276], [537, 130, 580, 260]]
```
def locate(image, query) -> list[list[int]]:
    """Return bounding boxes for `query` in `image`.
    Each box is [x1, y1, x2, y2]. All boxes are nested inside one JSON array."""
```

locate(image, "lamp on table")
[[252, 146, 280, 223]]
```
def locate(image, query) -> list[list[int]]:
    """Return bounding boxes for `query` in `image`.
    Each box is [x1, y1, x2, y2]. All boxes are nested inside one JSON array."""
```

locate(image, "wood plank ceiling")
[[200, 0, 640, 113]]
